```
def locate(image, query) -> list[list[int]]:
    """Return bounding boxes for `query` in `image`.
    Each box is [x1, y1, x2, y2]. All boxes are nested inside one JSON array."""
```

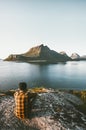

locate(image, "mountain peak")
[[39, 44, 44, 47], [23, 44, 50, 57], [71, 53, 80, 59]]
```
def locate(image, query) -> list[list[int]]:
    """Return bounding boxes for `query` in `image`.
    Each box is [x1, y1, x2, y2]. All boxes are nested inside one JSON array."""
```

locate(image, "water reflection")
[[0, 61, 86, 90]]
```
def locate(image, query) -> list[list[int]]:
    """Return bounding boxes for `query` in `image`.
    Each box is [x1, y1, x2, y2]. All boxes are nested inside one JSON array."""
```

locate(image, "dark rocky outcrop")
[[4, 44, 71, 63]]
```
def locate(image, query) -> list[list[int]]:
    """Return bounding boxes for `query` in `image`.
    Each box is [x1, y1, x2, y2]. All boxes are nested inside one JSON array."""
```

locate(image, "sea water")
[[0, 60, 86, 90]]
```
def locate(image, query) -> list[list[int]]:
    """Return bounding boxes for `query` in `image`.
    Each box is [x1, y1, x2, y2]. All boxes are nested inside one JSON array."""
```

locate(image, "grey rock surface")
[[0, 91, 86, 130]]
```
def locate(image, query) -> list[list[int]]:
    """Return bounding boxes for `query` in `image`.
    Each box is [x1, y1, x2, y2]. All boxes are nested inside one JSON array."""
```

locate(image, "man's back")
[[14, 90, 29, 119]]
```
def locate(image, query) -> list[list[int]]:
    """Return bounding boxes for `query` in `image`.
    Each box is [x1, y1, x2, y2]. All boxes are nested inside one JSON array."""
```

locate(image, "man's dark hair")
[[19, 82, 27, 91]]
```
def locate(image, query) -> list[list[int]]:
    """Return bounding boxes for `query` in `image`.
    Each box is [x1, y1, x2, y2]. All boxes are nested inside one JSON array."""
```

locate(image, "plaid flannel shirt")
[[14, 90, 29, 119]]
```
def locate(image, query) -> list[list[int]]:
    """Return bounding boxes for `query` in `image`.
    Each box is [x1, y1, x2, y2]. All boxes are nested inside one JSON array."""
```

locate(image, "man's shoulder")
[[14, 90, 19, 95]]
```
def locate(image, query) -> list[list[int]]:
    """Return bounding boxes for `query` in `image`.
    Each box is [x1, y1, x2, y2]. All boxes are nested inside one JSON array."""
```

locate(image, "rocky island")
[[4, 44, 86, 63], [0, 88, 86, 130], [4, 44, 71, 63]]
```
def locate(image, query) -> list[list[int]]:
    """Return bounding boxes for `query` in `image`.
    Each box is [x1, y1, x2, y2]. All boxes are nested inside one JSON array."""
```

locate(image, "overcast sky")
[[0, 0, 86, 59]]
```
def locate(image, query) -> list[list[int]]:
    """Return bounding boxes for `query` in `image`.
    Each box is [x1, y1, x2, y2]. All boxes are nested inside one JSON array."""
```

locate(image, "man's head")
[[19, 82, 27, 91]]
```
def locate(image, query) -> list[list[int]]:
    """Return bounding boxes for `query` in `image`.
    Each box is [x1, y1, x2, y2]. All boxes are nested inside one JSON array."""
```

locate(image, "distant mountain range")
[[4, 44, 86, 63]]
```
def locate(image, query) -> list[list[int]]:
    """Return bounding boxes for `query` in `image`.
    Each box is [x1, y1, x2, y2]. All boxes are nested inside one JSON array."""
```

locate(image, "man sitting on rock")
[[14, 82, 37, 119]]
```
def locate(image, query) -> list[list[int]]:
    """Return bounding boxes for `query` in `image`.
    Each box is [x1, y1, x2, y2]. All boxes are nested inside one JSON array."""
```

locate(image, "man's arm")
[[28, 92, 37, 99]]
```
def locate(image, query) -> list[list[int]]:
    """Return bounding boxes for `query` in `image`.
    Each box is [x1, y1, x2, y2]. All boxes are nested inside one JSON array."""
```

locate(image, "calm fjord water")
[[0, 61, 86, 90]]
